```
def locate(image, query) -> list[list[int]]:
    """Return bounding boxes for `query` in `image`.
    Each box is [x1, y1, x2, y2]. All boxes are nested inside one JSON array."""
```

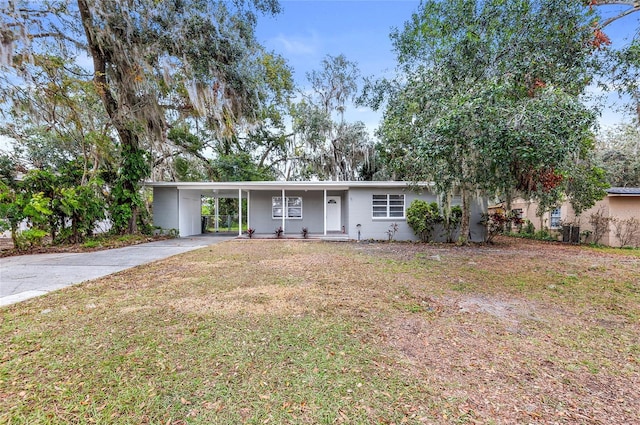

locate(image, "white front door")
[[326, 196, 341, 231]]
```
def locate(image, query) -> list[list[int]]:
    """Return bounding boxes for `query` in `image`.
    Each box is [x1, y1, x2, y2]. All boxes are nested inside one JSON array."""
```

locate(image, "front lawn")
[[1, 238, 639, 424]]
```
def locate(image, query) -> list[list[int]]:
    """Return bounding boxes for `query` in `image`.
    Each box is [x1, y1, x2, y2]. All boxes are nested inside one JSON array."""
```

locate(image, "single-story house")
[[145, 181, 488, 242], [505, 187, 640, 247]]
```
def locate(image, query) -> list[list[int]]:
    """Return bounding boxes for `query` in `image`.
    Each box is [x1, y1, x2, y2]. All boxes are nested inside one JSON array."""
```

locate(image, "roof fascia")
[[143, 181, 433, 191]]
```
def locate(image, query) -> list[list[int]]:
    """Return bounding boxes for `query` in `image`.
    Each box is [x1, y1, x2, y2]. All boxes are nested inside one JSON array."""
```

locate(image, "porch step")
[[238, 233, 349, 241]]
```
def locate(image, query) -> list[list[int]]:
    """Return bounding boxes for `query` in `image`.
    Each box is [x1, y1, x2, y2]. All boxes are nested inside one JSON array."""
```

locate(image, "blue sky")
[[256, 0, 419, 82], [255, 0, 640, 133], [255, 0, 421, 132]]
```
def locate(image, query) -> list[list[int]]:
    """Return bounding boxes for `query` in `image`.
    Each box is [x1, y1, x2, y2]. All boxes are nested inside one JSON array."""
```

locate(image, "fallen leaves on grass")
[[1, 238, 639, 424]]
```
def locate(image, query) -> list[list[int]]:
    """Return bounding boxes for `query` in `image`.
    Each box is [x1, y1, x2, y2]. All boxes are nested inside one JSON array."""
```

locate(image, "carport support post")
[[281, 188, 286, 233], [323, 189, 327, 236], [238, 189, 242, 237], [214, 196, 219, 233]]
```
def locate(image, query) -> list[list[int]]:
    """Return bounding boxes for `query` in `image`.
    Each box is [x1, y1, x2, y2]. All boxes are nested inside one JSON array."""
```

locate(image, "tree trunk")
[[78, 0, 145, 234], [10, 222, 19, 250], [505, 192, 513, 233], [457, 187, 471, 245]]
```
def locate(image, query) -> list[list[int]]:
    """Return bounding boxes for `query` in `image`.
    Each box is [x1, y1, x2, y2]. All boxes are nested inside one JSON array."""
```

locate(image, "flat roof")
[[144, 180, 432, 192], [607, 187, 640, 196]]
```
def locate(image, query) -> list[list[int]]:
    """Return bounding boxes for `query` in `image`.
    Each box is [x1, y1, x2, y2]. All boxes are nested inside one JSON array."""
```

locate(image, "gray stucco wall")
[[346, 187, 440, 241], [346, 188, 487, 242], [248, 190, 331, 235], [152, 187, 179, 231], [178, 189, 202, 237]]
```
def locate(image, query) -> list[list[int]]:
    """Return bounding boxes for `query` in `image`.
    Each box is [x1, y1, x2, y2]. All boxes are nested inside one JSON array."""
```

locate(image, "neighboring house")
[[145, 181, 488, 242], [505, 187, 640, 247]]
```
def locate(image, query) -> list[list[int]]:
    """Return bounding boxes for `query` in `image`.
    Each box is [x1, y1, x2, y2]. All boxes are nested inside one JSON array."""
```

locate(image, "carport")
[[149, 183, 248, 237]]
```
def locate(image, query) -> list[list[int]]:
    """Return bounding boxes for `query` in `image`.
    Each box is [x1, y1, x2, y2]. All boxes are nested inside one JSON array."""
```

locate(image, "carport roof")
[[144, 180, 430, 194]]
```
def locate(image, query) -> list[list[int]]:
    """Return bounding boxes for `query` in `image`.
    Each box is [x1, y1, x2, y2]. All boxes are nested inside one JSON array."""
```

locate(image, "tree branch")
[[593, 1, 640, 28], [594, 1, 640, 5], [599, 5, 640, 28]]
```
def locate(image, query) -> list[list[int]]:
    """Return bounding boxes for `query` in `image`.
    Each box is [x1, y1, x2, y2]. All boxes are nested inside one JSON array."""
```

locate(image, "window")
[[372, 194, 405, 218], [512, 209, 523, 220], [272, 196, 302, 219], [550, 207, 561, 228]]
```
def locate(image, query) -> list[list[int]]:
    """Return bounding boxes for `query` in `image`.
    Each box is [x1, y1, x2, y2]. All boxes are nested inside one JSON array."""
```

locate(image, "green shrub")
[[481, 211, 525, 243], [534, 229, 555, 241], [82, 240, 101, 248], [443, 205, 462, 242], [16, 228, 49, 249], [521, 220, 535, 235], [407, 200, 442, 242]]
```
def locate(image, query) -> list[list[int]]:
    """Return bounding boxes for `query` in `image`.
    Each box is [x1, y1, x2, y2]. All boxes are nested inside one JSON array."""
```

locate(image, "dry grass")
[[1, 237, 639, 424]]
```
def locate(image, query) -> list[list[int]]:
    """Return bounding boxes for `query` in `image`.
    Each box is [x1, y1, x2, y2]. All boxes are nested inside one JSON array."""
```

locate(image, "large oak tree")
[[1, 0, 281, 233], [367, 0, 609, 243]]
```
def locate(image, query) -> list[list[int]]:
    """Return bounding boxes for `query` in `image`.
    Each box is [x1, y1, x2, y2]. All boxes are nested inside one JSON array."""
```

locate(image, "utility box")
[[562, 225, 580, 243]]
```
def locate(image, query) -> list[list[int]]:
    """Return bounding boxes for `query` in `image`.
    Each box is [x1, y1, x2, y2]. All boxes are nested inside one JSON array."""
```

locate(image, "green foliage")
[[55, 183, 106, 243], [3, 188, 53, 250], [504, 222, 558, 242], [17, 228, 48, 249], [22, 192, 53, 225], [256, 52, 295, 125], [406, 200, 442, 242], [109, 146, 150, 234], [522, 220, 536, 235], [596, 124, 640, 187], [0, 182, 24, 239], [0, 154, 18, 187], [534, 229, 555, 241], [174, 156, 207, 181], [210, 152, 275, 182], [566, 164, 609, 216], [443, 205, 463, 243], [605, 38, 640, 121], [2, 0, 285, 234], [82, 240, 101, 248], [168, 127, 204, 155], [0, 166, 107, 248], [368, 0, 602, 243]]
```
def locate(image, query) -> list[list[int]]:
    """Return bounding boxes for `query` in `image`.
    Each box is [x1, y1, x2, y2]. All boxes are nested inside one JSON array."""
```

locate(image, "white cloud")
[[270, 32, 320, 56], [0, 135, 14, 153], [75, 51, 94, 73], [583, 81, 634, 128]]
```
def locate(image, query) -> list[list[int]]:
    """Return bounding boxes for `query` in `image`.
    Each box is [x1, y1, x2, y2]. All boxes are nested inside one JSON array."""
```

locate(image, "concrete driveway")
[[0, 235, 235, 307]]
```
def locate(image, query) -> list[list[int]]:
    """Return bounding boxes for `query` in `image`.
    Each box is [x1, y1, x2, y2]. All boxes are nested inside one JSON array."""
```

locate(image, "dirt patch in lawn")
[[382, 309, 639, 424], [171, 284, 322, 317], [357, 238, 640, 424]]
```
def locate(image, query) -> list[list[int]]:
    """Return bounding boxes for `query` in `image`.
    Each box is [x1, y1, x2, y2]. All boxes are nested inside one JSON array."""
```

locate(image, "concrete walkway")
[[0, 235, 235, 307]]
